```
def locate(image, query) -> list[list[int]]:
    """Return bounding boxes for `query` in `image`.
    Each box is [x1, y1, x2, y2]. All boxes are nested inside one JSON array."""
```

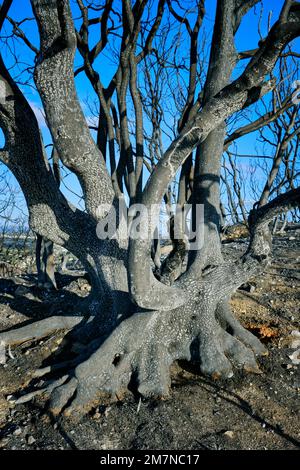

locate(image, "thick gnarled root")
[[198, 329, 262, 380], [0, 315, 84, 347], [1, 299, 268, 417], [195, 298, 266, 380], [48, 312, 175, 416], [8, 376, 69, 405], [48, 307, 265, 415], [198, 336, 234, 379], [216, 300, 268, 356], [221, 330, 262, 373]]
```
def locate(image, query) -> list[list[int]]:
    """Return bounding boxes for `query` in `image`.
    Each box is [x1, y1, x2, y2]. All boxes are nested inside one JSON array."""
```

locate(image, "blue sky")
[[0, 0, 299, 226]]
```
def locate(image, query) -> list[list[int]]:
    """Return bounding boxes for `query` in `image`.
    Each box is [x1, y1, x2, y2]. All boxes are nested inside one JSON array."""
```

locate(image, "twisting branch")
[[248, 186, 300, 258], [0, 15, 100, 265], [143, 6, 300, 208], [136, 0, 166, 62], [224, 95, 294, 150], [258, 110, 300, 208], [196, 186, 300, 299], [6, 16, 39, 54]]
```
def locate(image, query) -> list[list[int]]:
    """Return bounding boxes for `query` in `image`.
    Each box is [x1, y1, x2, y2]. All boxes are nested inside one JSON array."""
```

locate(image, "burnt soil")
[[0, 232, 299, 450]]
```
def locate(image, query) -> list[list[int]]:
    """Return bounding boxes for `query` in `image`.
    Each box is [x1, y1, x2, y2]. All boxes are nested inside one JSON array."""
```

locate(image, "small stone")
[[290, 331, 300, 349], [0, 438, 9, 448], [288, 349, 300, 365], [13, 427, 22, 436], [27, 435, 36, 445], [224, 431, 234, 439]]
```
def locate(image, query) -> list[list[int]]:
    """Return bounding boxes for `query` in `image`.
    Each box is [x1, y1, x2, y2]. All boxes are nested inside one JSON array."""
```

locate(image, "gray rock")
[[27, 435, 36, 445], [13, 427, 22, 436]]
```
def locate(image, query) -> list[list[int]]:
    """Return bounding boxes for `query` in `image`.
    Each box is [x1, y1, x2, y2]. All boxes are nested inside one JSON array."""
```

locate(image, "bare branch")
[[224, 95, 293, 150], [6, 16, 39, 54]]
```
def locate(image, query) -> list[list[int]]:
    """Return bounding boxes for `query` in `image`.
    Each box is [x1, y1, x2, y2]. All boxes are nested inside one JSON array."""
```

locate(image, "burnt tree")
[[0, 0, 300, 416]]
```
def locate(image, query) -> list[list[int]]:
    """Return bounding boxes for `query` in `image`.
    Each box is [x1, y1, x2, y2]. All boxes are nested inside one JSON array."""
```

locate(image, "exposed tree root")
[[8, 375, 69, 404], [0, 315, 84, 346], [196, 303, 264, 379], [32, 357, 82, 378], [1, 297, 267, 417], [216, 299, 268, 356], [221, 330, 262, 373], [48, 309, 266, 415]]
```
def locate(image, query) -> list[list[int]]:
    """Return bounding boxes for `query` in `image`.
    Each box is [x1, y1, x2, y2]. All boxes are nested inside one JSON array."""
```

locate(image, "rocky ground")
[[0, 230, 299, 450]]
